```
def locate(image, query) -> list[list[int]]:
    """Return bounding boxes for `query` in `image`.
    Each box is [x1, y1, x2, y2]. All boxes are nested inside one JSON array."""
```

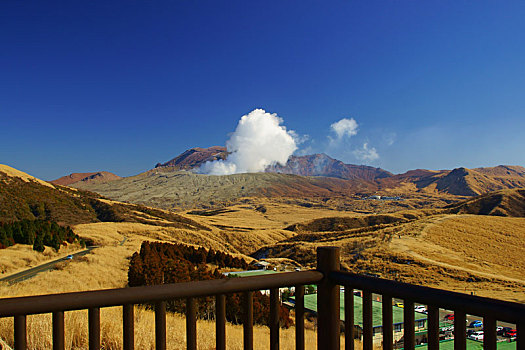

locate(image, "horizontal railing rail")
[[330, 271, 525, 324], [0, 270, 323, 316]]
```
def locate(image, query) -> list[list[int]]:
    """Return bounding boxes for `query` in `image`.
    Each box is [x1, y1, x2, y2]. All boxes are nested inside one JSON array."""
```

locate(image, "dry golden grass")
[[248, 209, 525, 303], [0, 243, 84, 277], [420, 214, 525, 278], [189, 199, 353, 229], [0, 306, 327, 350]]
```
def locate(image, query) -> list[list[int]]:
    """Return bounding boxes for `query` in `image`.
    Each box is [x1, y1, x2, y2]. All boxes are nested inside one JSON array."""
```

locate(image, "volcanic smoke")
[[199, 109, 297, 175]]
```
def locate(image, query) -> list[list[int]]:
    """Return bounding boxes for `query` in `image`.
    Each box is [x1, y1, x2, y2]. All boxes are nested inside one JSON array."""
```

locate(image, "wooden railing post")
[[295, 285, 305, 350], [216, 294, 226, 350], [52, 311, 65, 350], [344, 286, 355, 350], [317, 246, 341, 350], [243, 291, 254, 350], [155, 301, 166, 350], [14, 315, 26, 350], [186, 297, 197, 350], [517, 321, 524, 350], [88, 307, 100, 350], [123, 304, 134, 350]]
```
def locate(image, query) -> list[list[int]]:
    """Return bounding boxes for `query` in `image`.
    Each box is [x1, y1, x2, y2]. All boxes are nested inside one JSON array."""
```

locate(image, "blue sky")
[[1, 1, 524, 180]]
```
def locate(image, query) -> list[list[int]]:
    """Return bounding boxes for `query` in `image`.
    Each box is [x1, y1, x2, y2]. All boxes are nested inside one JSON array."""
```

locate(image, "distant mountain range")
[[2, 164, 524, 223], [151, 146, 525, 196], [380, 165, 525, 196], [34, 146, 525, 208]]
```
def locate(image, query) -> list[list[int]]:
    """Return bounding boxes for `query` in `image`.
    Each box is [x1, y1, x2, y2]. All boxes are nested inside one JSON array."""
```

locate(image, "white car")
[[468, 331, 484, 341], [414, 305, 427, 314]]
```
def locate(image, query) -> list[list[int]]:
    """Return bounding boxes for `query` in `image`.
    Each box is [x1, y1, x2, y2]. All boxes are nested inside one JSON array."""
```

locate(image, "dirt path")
[[419, 214, 457, 235]]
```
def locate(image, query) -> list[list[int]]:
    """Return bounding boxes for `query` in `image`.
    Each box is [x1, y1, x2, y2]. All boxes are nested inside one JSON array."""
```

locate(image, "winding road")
[[0, 246, 97, 285]]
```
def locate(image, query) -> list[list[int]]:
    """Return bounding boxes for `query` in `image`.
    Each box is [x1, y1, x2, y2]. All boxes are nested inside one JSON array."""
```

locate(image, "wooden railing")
[[0, 247, 523, 350]]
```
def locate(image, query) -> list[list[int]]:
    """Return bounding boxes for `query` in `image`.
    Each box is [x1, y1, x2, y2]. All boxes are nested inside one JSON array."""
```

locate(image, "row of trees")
[[0, 219, 81, 252], [128, 242, 292, 327]]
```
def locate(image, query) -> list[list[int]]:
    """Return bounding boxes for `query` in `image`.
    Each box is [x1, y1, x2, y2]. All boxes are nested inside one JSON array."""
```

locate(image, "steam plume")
[[199, 109, 297, 175]]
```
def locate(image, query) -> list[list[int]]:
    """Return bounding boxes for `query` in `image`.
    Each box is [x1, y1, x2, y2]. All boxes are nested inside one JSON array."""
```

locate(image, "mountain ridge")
[[46, 146, 525, 207], [51, 171, 121, 186]]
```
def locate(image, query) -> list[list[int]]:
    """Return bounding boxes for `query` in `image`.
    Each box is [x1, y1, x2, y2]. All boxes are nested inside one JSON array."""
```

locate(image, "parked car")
[[414, 305, 427, 314], [498, 327, 512, 336], [468, 331, 484, 341], [444, 314, 454, 321], [469, 320, 483, 328], [394, 302, 404, 308], [504, 329, 517, 338], [441, 325, 454, 332]]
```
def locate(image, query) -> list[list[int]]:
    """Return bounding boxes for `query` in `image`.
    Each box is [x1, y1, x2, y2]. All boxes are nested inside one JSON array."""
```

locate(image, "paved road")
[[0, 246, 97, 285]]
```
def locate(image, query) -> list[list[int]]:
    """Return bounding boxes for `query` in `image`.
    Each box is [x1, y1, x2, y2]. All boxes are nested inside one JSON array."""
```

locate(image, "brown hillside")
[[0, 164, 55, 189], [379, 166, 525, 197], [51, 171, 121, 186], [474, 165, 525, 177], [445, 188, 525, 217], [251, 210, 525, 303], [0, 165, 210, 231]]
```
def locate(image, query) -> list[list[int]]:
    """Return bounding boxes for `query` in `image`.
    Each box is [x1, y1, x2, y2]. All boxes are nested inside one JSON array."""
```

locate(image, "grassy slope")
[[255, 209, 525, 303]]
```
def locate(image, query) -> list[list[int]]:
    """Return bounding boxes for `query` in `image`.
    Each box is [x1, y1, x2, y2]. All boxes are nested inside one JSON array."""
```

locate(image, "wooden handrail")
[[330, 271, 525, 324], [0, 270, 323, 317]]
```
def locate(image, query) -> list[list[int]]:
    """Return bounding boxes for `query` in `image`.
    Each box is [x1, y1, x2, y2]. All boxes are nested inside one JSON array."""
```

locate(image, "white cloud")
[[353, 143, 379, 161], [199, 109, 297, 175], [330, 118, 358, 140]]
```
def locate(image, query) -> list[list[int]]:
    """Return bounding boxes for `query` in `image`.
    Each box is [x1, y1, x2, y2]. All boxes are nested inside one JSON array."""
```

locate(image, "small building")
[[223, 270, 293, 296], [251, 260, 271, 270]]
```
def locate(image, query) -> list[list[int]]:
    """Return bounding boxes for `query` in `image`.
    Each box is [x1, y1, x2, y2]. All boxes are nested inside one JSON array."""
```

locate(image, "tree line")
[[128, 241, 293, 327], [0, 219, 82, 252]]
